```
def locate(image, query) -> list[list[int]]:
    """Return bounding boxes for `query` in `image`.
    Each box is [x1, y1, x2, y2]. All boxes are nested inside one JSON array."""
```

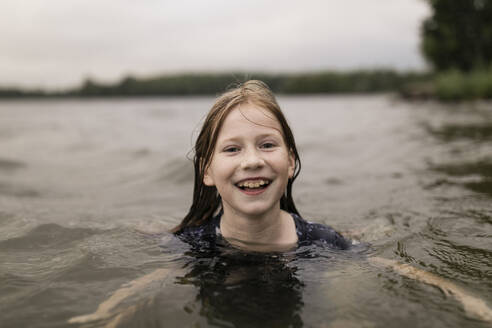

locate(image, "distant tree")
[[79, 78, 100, 95], [421, 0, 492, 71]]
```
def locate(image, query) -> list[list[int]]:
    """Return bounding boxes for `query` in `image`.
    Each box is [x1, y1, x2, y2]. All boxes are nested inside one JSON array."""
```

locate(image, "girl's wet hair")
[[172, 80, 301, 233]]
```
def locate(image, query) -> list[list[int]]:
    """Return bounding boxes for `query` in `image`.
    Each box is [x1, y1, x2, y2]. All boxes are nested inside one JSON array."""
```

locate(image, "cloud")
[[0, 0, 430, 89]]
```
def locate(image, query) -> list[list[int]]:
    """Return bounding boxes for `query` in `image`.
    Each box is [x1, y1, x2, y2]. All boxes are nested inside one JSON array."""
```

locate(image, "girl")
[[172, 80, 350, 252]]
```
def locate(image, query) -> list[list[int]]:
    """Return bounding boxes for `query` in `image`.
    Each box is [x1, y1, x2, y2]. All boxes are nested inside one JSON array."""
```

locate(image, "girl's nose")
[[240, 149, 265, 170]]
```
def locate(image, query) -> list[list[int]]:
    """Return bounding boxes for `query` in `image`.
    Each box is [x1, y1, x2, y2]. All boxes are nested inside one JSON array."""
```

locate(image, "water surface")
[[0, 96, 491, 327]]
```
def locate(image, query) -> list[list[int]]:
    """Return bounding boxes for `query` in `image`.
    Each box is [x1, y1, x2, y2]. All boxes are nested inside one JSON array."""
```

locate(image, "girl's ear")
[[203, 169, 215, 186], [288, 151, 295, 179], [201, 157, 215, 186]]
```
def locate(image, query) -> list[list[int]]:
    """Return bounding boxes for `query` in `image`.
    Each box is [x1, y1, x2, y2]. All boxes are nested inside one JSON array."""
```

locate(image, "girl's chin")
[[228, 203, 281, 218]]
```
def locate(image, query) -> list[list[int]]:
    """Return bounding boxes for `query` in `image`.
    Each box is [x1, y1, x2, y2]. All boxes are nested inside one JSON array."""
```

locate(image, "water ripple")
[[0, 223, 97, 251], [0, 158, 26, 172]]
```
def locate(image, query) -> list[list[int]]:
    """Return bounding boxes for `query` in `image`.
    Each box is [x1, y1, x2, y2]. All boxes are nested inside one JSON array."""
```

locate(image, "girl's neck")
[[219, 206, 298, 250]]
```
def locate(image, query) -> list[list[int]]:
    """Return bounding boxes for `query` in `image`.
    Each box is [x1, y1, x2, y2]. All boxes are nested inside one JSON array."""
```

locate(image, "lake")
[[0, 95, 491, 327]]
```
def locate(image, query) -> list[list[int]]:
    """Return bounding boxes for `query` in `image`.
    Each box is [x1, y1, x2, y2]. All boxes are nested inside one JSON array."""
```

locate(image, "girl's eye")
[[224, 146, 240, 153], [261, 142, 276, 149]]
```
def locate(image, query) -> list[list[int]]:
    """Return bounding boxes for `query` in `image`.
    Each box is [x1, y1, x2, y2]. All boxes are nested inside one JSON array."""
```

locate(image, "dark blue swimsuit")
[[175, 212, 350, 251]]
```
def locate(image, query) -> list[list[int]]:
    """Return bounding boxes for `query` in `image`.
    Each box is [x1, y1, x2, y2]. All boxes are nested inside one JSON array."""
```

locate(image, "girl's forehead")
[[220, 105, 282, 133]]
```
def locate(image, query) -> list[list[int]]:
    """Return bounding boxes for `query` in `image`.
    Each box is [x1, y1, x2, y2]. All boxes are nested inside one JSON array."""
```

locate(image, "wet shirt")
[[175, 212, 350, 251]]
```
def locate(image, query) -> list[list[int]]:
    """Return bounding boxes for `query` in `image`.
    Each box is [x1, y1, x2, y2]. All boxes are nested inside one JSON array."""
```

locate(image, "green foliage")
[[0, 88, 46, 97], [0, 71, 428, 98], [421, 0, 492, 72], [70, 73, 283, 96], [279, 71, 406, 93], [434, 68, 492, 100]]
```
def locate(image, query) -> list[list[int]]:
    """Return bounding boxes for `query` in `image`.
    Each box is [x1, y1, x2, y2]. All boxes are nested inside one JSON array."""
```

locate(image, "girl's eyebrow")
[[256, 133, 283, 141], [219, 132, 282, 144]]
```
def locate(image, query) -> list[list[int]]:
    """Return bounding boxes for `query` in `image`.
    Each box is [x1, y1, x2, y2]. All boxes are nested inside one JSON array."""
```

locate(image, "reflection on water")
[[113, 240, 369, 328], [425, 123, 492, 141], [425, 120, 492, 197], [431, 160, 492, 196], [176, 250, 304, 328], [0, 96, 491, 327]]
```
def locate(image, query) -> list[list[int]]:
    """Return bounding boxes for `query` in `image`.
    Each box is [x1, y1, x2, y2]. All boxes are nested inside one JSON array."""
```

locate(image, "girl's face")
[[204, 103, 295, 218]]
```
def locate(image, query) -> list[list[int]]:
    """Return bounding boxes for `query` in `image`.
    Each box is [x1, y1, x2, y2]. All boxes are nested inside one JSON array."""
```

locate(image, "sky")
[[1, 0, 430, 90]]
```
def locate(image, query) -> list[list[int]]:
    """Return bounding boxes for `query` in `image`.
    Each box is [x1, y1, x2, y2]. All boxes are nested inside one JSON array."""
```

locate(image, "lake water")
[[0, 95, 491, 327]]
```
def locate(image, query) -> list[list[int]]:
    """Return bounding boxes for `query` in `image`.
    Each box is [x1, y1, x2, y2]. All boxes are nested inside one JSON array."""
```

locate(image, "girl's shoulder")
[[174, 215, 221, 249], [291, 213, 350, 250]]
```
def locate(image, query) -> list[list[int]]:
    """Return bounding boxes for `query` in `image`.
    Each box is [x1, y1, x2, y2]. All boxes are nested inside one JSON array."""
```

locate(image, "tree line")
[[0, 71, 429, 98]]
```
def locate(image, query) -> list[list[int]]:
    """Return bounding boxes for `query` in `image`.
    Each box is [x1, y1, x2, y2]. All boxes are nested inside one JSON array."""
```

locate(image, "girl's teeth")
[[239, 180, 269, 188]]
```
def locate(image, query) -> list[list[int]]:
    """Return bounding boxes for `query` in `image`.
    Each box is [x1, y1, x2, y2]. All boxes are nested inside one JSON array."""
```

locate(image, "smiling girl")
[[173, 80, 349, 252]]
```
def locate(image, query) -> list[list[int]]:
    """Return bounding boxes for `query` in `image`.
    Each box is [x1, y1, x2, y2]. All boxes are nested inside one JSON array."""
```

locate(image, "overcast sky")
[[1, 0, 430, 89]]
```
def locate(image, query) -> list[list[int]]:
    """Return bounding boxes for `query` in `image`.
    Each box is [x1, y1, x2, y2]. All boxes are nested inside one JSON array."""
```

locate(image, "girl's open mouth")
[[235, 179, 271, 195]]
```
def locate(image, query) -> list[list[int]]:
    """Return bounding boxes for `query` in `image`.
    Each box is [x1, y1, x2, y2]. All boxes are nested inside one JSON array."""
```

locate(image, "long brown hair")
[[172, 80, 301, 233]]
